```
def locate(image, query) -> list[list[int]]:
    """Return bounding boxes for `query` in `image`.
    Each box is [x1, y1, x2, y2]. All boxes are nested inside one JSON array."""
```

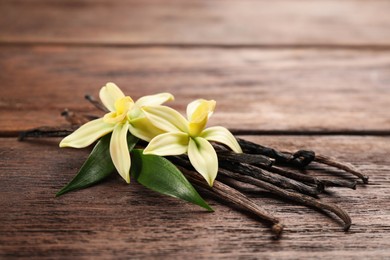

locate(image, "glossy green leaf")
[[56, 133, 138, 196], [131, 149, 213, 211]]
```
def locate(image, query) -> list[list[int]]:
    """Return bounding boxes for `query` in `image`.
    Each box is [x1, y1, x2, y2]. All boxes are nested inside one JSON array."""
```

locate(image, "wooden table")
[[1, 1, 389, 259]]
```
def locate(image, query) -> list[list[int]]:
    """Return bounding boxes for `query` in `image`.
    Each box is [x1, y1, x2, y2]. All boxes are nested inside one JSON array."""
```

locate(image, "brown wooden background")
[[1, 0, 389, 259]]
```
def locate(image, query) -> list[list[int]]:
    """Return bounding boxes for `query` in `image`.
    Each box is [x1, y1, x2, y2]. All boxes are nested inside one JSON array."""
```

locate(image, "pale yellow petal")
[[188, 137, 218, 186], [142, 106, 188, 133], [99, 82, 125, 112], [143, 132, 189, 156], [187, 99, 216, 136], [59, 118, 114, 148], [187, 99, 216, 122], [186, 99, 204, 120], [129, 116, 165, 142], [201, 126, 242, 153], [110, 122, 131, 183], [135, 93, 174, 107], [103, 111, 126, 124]]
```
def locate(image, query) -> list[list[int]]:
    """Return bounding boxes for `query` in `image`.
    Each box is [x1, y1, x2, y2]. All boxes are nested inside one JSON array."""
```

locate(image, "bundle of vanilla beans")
[[19, 95, 368, 239]]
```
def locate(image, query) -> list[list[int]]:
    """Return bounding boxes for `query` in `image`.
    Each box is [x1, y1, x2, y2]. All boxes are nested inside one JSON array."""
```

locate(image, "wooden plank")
[[1, 46, 390, 133], [1, 0, 390, 46], [0, 136, 389, 259]]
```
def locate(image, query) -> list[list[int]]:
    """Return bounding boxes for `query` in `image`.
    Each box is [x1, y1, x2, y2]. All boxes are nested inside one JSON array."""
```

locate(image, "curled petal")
[[110, 122, 131, 183], [188, 137, 218, 186], [135, 93, 174, 107], [59, 118, 114, 148], [142, 106, 188, 133], [187, 99, 216, 136], [99, 82, 126, 112], [143, 132, 189, 156], [201, 126, 242, 153], [129, 116, 165, 142], [103, 111, 127, 124], [186, 99, 204, 120], [187, 99, 215, 122]]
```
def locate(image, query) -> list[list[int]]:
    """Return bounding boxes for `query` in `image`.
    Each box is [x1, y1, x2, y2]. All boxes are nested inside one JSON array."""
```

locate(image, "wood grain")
[[1, 0, 389, 258], [1, 0, 390, 46], [1, 46, 390, 133], [1, 136, 389, 259]]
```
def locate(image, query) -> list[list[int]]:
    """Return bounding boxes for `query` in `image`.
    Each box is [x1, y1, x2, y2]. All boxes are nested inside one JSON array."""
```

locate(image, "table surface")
[[1, 1, 389, 259]]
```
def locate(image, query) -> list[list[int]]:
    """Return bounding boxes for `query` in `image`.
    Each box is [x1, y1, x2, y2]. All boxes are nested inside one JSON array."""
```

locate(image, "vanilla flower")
[[143, 99, 242, 186], [60, 83, 173, 183]]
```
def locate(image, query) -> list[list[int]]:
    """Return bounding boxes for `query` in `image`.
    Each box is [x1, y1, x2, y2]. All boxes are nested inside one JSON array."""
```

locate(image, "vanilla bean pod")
[[171, 155, 320, 197], [319, 179, 357, 189], [260, 165, 321, 185], [220, 160, 321, 197], [217, 176, 264, 193], [237, 138, 315, 167], [314, 154, 369, 184], [217, 168, 352, 231], [18, 126, 75, 140], [237, 138, 367, 184], [216, 151, 274, 167], [178, 166, 284, 238], [18, 109, 97, 141], [85, 94, 109, 112], [61, 109, 98, 125], [216, 146, 355, 190], [215, 145, 315, 186], [259, 165, 357, 190]]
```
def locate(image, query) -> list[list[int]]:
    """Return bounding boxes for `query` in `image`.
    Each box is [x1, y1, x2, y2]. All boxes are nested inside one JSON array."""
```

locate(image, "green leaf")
[[131, 149, 213, 211], [56, 133, 138, 196]]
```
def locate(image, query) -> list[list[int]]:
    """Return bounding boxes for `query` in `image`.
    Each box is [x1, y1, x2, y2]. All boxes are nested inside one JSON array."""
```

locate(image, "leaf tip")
[[55, 189, 66, 197], [204, 204, 214, 212]]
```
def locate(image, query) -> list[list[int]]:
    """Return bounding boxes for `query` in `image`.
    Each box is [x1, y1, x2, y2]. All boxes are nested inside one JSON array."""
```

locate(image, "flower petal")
[[186, 99, 204, 120], [201, 126, 242, 153], [188, 137, 218, 186], [103, 111, 126, 124], [99, 82, 126, 112], [110, 122, 131, 183], [187, 99, 216, 136], [187, 99, 216, 122], [143, 132, 189, 156], [129, 116, 165, 142], [142, 106, 188, 133], [59, 118, 114, 148], [135, 93, 174, 107]]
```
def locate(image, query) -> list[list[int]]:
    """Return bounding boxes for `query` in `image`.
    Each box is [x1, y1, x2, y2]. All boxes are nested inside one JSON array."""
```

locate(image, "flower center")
[[103, 96, 133, 124]]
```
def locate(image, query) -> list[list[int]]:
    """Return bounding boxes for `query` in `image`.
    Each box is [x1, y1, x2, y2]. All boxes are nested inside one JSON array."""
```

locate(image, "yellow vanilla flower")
[[60, 82, 174, 183], [143, 99, 242, 186]]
